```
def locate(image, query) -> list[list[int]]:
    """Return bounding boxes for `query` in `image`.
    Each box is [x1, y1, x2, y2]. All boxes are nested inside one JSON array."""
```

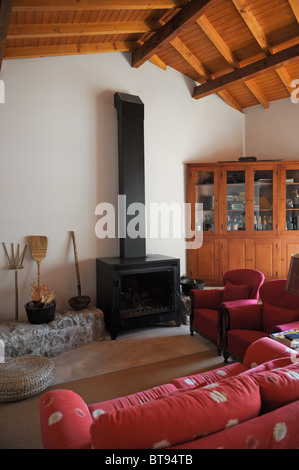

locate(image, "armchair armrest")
[[243, 337, 295, 368], [221, 299, 258, 308], [222, 303, 263, 331], [271, 319, 299, 333], [191, 289, 223, 310], [39, 390, 93, 449]]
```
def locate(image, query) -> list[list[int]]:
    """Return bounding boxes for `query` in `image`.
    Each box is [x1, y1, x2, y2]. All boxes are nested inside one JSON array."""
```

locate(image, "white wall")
[[0, 52, 244, 320], [245, 97, 299, 160]]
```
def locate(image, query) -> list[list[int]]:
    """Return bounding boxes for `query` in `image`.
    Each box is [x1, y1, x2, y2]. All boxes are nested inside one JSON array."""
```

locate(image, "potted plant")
[[25, 283, 56, 324]]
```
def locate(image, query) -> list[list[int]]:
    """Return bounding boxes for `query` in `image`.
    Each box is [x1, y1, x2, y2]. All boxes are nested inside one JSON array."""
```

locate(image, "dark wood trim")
[[220, 307, 230, 363], [193, 44, 299, 100], [0, 0, 13, 71], [132, 0, 216, 68]]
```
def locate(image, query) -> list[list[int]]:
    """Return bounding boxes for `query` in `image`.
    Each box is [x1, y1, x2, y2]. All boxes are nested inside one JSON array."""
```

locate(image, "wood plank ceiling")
[[0, 0, 298, 112]]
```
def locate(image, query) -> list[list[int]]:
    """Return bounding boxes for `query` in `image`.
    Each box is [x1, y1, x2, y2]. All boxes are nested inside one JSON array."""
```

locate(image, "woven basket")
[[0, 355, 55, 402]]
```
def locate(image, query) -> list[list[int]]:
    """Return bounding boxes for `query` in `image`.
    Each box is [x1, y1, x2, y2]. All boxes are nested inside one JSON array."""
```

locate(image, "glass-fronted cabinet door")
[[194, 168, 218, 234], [225, 170, 246, 232], [253, 169, 275, 232], [284, 168, 299, 232], [220, 165, 277, 234]]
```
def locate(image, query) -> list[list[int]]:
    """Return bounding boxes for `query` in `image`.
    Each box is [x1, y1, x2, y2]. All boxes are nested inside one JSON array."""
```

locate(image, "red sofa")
[[221, 279, 299, 362], [190, 269, 264, 353], [39, 337, 299, 449]]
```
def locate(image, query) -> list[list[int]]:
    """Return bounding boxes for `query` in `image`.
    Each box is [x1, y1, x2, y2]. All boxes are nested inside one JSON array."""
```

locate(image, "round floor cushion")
[[0, 355, 55, 402]]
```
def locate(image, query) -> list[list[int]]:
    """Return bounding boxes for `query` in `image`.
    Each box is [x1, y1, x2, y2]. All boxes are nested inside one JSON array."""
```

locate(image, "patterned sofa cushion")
[[90, 375, 261, 449], [253, 361, 299, 413]]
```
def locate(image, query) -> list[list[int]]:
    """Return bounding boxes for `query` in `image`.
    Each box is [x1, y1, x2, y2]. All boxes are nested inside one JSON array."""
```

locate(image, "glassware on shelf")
[[196, 171, 215, 231], [226, 170, 245, 231], [286, 170, 299, 231], [254, 170, 273, 231]]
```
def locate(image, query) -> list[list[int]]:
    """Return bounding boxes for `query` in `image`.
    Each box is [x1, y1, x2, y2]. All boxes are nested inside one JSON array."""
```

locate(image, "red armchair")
[[221, 279, 299, 362], [190, 269, 265, 354]]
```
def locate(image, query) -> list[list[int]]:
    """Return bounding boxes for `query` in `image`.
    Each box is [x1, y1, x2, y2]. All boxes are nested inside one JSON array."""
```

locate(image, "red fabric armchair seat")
[[190, 269, 265, 353], [222, 279, 299, 362]]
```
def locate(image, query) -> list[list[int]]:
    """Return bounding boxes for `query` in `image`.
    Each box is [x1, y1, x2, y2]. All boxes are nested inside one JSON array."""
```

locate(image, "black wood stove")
[[96, 93, 180, 339], [97, 255, 180, 340]]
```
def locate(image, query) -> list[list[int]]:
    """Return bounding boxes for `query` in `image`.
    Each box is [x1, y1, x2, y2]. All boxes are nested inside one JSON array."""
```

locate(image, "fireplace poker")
[[68, 231, 90, 310]]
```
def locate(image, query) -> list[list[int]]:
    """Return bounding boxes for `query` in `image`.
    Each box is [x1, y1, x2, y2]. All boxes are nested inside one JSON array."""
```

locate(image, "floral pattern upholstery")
[[39, 337, 299, 450]]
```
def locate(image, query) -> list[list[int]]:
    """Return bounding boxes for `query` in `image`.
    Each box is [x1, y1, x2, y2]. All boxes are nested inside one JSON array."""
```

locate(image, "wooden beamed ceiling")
[[1, 0, 298, 111]]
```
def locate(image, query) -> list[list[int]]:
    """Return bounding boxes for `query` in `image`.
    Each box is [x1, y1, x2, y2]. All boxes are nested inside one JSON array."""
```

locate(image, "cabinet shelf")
[[254, 208, 273, 211]]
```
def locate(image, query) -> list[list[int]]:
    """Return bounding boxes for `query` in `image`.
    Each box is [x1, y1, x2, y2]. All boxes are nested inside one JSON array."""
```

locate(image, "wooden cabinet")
[[250, 239, 280, 280], [195, 239, 219, 284], [221, 239, 250, 272], [186, 161, 299, 285], [281, 241, 299, 278]]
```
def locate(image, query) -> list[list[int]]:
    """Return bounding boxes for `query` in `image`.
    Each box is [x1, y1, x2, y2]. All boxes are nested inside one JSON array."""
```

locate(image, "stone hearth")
[[0, 307, 105, 359]]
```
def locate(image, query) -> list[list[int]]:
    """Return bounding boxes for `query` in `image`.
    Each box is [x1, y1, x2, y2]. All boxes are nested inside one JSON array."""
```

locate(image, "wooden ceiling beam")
[[193, 44, 299, 99], [3, 41, 139, 59], [171, 36, 242, 112], [231, 0, 273, 55], [276, 67, 294, 92], [196, 15, 269, 108], [132, 0, 216, 68], [232, 0, 294, 95], [196, 16, 239, 69], [12, 0, 188, 11], [7, 21, 162, 39], [0, 0, 13, 71], [170, 36, 210, 80], [244, 79, 269, 109], [149, 54, 167, 70], [217, 89, 243, 112], [288, 0, 299, 23], [272, 34, 299, 53]]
